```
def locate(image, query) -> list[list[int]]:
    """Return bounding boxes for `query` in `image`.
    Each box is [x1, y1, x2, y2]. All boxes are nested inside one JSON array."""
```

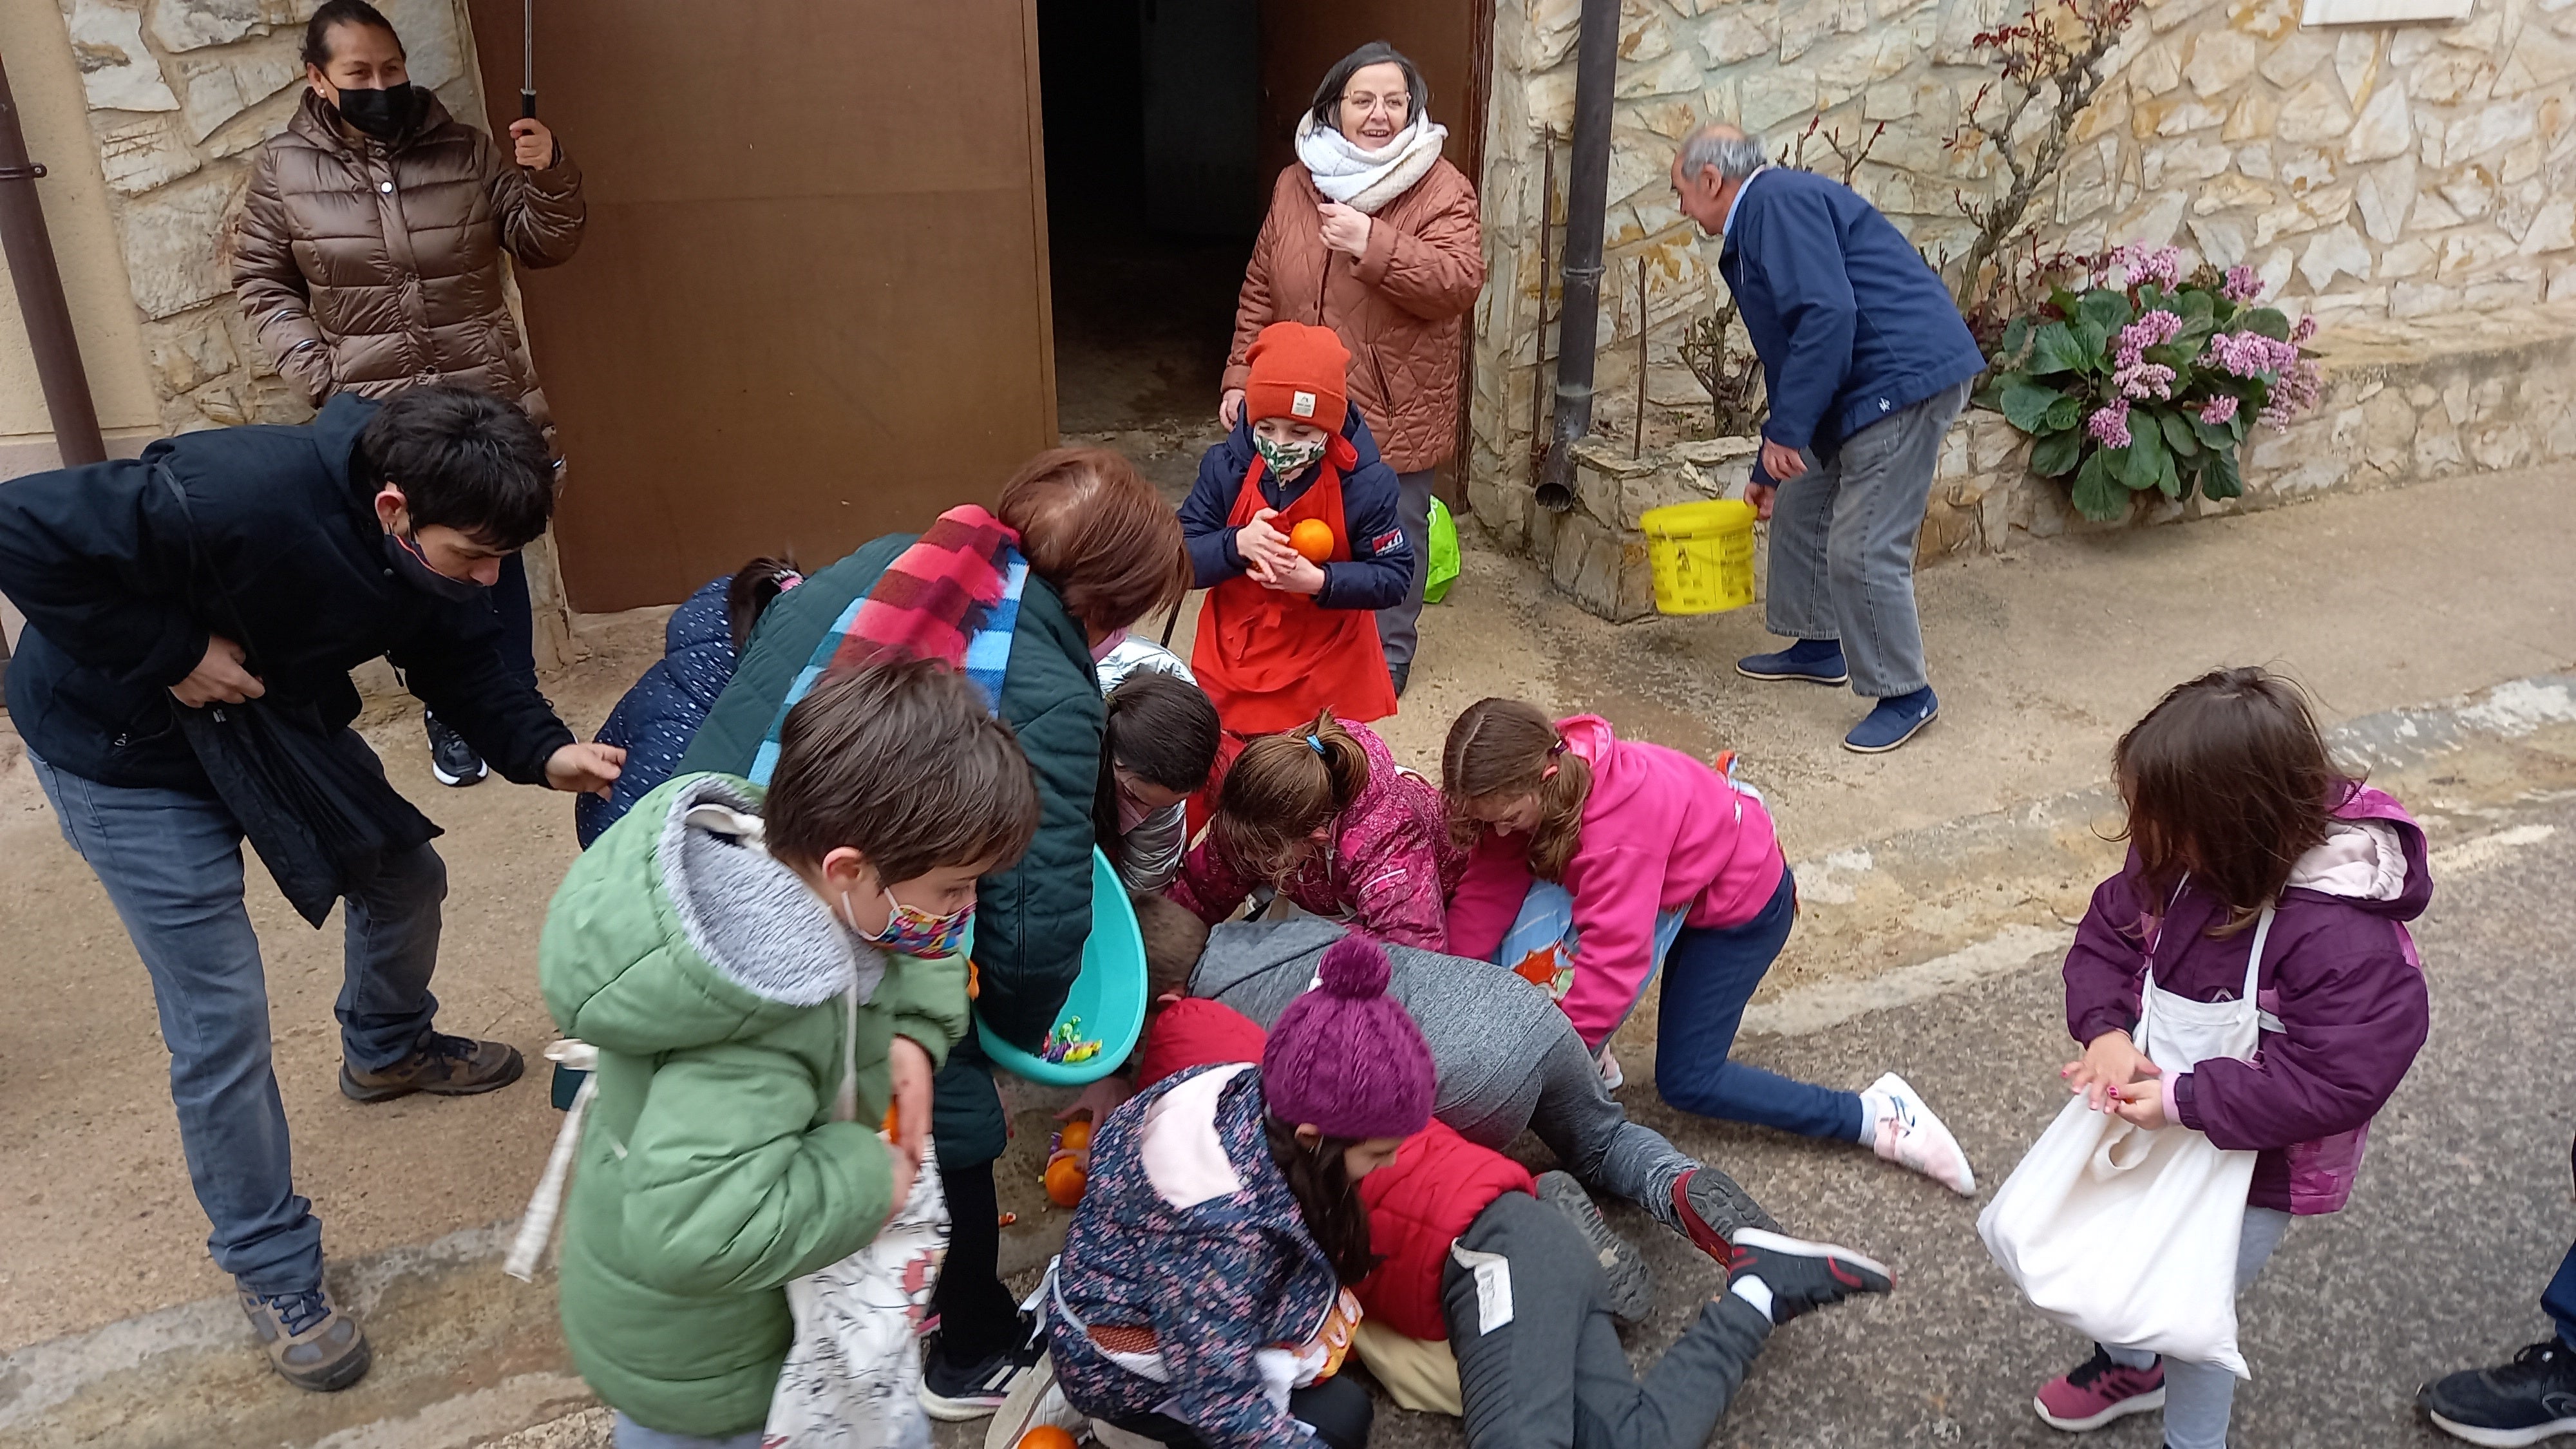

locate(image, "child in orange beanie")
[[1178, 320, 1410, 736]]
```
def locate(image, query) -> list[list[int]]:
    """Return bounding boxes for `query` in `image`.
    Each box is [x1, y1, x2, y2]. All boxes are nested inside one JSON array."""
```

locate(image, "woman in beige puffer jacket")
[[231, 56, 583, 430]]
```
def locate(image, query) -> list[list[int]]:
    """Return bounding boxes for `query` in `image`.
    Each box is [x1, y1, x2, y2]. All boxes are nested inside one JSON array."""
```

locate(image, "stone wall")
[[56, 0, 485, 434], [1548, 299, 2576, 620], [1467, 0, 2576, 544]]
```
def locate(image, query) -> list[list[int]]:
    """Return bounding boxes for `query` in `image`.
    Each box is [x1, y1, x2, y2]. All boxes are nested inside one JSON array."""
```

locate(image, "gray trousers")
[[1447, 1191, 1773, 1449], [2104, 1205, 2293, 1449], [1765, 380, 1971, 698], [1376, 467, 1437, 672], [1447, 1023, 1697, 1237]]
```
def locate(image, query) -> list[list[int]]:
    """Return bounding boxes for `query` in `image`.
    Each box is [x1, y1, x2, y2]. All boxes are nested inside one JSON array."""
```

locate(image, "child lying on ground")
[[540, 658, 1039, 1449], [1041, 945, 1895, 1449], [1130, 895, 1775, 1260]]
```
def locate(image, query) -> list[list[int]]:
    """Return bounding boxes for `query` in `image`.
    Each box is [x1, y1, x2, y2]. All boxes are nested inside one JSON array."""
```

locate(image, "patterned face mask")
[[1253, 433, 1329, 480], [844, 888, 974, 960]]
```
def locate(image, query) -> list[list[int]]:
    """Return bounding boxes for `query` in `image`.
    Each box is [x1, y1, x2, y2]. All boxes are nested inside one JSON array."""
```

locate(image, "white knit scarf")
[[1295, 109, 1448, 215]]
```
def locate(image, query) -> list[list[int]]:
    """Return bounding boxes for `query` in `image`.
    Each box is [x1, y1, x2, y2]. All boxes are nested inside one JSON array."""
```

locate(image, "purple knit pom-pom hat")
[[1260, 935, 1436, 1141]]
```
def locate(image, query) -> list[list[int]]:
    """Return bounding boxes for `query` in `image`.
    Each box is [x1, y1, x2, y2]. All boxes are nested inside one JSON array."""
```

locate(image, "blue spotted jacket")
[[575, 577, 737, 848], [1050, 1064, 1343, 1449]]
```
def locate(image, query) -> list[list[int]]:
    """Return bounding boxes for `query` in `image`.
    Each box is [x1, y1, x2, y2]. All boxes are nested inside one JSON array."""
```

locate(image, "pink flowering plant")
[[1982, 243, 2322, 521]]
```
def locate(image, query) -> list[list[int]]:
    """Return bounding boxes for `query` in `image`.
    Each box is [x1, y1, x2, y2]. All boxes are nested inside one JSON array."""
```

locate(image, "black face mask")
[[383, 529, 489, 603], [333, 83, 428, 142]]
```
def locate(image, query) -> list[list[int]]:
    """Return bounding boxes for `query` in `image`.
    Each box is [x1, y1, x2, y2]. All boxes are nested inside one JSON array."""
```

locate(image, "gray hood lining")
[[656, 776, 885, 1009]]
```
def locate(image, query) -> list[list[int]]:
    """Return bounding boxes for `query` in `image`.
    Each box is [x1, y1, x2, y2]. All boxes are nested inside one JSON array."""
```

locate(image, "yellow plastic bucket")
[[1640, 498, 1758, 615]]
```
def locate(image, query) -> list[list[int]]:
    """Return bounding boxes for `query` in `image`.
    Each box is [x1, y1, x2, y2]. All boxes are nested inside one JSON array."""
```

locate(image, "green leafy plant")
[[1984, 244, 2322, 522]]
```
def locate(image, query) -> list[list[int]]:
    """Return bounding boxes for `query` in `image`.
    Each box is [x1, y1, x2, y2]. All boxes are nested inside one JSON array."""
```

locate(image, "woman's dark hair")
[[723, 556, 801, 654], [302, 0, 402, 70], [356, 386, 555, 549], [1213, 710, 1371, 886], [1265, 1115, 1378, 1285], [2114, 667, 2358, 938], [1107, 670, 1221, 794], [1442, 698, 1592, 880], [766, 657, 1041, 880], [1308, 42, 1426, 131], [996, 448, 1190, 638]]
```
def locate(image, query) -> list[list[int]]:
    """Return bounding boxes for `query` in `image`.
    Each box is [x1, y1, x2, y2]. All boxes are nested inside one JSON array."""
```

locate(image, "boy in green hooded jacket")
[[539, 658, 1041, 1446]]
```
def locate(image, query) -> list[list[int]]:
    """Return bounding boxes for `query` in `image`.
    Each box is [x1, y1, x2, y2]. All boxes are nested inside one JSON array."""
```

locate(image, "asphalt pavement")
[[1347, 795, 2576, 1449]]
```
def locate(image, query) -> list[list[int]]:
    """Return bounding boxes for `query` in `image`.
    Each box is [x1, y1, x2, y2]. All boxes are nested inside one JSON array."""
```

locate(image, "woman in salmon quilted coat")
[[1220, 42, 1484, 696]]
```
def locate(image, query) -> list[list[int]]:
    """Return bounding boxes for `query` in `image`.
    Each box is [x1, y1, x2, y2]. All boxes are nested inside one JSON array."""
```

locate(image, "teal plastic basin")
[[974, 848, 1145, 1086]]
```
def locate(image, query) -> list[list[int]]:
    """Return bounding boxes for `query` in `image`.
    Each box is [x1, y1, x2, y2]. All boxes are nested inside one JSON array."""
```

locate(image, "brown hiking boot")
[[239, 1285, 372, 1392], [340, 1032, 525, 1103]]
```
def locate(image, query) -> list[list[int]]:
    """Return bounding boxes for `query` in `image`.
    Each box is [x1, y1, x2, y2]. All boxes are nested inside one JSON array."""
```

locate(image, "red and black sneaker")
[[1670, 1164, 1779, 1260], [1719, 1227, 1894, 1324]]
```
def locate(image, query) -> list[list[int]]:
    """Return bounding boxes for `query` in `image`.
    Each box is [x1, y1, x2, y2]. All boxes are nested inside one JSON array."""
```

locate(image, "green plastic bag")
[[1425, 498, 1461, 604]]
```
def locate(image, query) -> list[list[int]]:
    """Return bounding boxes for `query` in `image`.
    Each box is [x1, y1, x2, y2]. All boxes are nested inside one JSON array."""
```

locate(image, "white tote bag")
[[761, 988, 950, 1449], [1978, 907, 2275, 1378]]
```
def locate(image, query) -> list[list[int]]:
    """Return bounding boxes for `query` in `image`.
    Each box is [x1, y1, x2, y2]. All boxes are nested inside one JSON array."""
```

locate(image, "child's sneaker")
[[1718, 1228, 1893, 1323], [1863, 1072, 1976, 1195], [1668, 1164, 1779, 1259], [1535, 1170, 1654, 1323], [2034, 1344, 2167, 1431], [2421, 1337, 2576, 1446], [1597, 1047, 1625, 1092], [921, 1313, 1046, 1421]]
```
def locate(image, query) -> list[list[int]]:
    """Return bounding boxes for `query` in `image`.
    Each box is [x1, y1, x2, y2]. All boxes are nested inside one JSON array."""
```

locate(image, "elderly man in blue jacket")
[[1672, 123, 1985, 752]]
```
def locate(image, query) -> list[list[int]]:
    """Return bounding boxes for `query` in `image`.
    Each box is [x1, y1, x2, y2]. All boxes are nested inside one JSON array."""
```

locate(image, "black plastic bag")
[[177, 697, 440, 928]]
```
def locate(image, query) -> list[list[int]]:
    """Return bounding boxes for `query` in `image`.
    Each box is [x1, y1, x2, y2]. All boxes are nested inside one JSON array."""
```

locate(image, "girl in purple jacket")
[[2040, 668, 2432, 1448]]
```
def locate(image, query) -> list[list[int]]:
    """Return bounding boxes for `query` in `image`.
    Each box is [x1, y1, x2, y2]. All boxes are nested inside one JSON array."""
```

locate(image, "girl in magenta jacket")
[[1169, 711, 1461, 951], [2037, 667, 2432, 1446], [1441, 699, 1973, 1197]]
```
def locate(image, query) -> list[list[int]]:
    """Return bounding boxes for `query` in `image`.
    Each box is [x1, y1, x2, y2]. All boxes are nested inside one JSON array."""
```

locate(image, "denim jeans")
[[1763, 380, 1971, 699], [28, 746, 446, 1295], [2547, 1236, 2576, 1347], [1654, 869, 1864, 1142], [1375, 467, 1437, 672], [2105, 1206, 2293, 1449]]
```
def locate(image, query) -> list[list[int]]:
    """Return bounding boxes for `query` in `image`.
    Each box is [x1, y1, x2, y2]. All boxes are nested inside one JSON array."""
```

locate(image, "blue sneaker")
[[1844, 687, 1938, 753], [1736, 639, 1849, 685]]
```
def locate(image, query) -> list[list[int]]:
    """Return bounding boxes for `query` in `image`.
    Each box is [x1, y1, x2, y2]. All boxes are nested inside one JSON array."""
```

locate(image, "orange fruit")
[[1018, 1429, 1081, 1449], [882, 1104, 900, 1136], [1058, 1118, 1093, 1151], [1044, 1156, 1087, 1208], [1289, 518, 1336, 563]]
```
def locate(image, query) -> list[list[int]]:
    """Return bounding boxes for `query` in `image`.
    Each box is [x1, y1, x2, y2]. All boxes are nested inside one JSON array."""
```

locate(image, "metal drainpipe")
[[0, 51, 106, 471], [1532, 0, 1622, 512]]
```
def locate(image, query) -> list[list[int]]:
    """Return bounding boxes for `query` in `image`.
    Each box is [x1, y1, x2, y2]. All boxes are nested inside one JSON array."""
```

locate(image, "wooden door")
[[464, 0, 1057, 611]]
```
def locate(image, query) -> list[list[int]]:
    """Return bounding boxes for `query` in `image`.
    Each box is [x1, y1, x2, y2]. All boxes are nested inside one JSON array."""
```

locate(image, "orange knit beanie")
[[1242, 321, 1350, 434]]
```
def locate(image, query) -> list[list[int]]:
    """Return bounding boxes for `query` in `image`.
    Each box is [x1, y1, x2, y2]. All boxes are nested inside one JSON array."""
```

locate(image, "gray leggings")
[[2103, 1206, 2293, 1449], [1446, 1025, 1698, 1235]]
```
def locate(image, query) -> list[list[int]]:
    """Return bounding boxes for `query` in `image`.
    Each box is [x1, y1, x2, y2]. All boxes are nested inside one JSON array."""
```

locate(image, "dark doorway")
[[1036, 0, 1487, 500], [1037, 0, 1261, 496]]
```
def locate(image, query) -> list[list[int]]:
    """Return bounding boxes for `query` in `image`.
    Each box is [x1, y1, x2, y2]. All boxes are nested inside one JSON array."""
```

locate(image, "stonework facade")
[[1466, 0, 2576, 558], [54, 0, 485, 435]]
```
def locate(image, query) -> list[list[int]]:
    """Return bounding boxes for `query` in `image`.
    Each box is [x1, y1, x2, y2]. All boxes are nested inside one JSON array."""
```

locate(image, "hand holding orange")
[[1289, 518, 1336, 563]]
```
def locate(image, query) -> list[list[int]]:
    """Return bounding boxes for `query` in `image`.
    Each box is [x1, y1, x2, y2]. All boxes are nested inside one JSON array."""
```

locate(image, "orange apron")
[[1190, 456, 1399, 736]]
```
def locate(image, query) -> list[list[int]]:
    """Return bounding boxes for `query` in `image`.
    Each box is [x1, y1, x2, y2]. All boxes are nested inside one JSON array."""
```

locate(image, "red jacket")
[[1136, 999, 1532, 1340]]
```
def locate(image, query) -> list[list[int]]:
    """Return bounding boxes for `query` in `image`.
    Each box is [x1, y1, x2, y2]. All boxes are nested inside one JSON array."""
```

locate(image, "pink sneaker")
[[2034, 1344, 2166, 1431], [1864, 1072, 1975, 1195]]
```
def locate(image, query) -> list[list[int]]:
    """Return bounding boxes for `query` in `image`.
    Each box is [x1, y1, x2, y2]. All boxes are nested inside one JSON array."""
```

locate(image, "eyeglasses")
[[1340, 91, 1411, 117]]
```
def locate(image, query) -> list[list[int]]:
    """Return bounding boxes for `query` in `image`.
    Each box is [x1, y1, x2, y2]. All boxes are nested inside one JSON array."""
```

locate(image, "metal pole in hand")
[[520, 0, 536, 118]]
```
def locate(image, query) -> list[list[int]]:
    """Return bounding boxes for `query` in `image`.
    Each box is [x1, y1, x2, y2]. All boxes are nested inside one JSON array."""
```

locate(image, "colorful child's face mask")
[[844, 888, 974, 959]]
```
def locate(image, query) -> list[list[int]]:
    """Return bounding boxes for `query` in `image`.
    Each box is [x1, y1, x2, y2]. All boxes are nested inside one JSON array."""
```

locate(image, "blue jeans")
[[2548, 1237, 2576, 1347], [28, 747, 447, 1295], [1654, 869, 1863, 1141]]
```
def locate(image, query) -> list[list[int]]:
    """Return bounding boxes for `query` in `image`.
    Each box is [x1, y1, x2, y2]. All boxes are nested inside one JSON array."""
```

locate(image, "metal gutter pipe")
[[1532, 0, 1620, 511]]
